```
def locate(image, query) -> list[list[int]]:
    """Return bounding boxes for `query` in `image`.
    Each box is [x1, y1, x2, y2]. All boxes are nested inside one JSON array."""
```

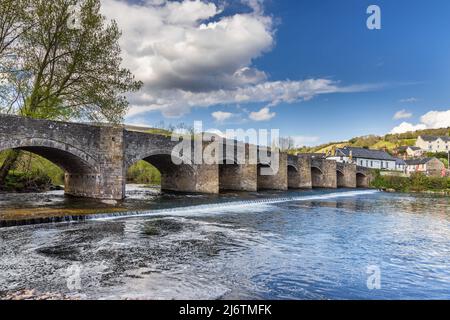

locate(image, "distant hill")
[[292, 127, 450, 155]]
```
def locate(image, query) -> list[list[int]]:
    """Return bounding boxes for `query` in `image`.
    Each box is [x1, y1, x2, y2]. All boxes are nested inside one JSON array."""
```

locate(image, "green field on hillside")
[[295, 127, 450, 155]]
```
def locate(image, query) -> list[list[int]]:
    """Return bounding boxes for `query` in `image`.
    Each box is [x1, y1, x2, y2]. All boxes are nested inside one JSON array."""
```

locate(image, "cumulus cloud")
[[390, 110, 450, 134], [393, 109, 413, 120], [212, 111, 234, 122], [249, 107, 275, 121], [102, 0, 375, 119], [390, 122, 426, 134], [420, 110, 450, 128]]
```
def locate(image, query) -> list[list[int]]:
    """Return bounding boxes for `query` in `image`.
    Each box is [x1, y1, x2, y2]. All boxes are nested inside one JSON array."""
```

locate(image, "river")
[[0, 186, 450, 300]]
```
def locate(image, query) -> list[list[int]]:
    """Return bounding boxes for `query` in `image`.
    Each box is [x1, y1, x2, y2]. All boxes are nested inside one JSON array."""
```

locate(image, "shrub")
[[127, 160, 161, 185], [2, 170, 53, 192], [372, 171, 450, 192]]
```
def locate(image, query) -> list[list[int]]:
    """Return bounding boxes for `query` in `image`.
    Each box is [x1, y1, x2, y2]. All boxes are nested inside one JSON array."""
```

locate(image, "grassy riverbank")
[[0, 151, 63, 192], [371, 171, 450, 193]]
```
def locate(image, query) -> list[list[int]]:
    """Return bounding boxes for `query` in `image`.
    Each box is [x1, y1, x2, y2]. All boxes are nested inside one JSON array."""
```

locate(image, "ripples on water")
[[1, 187, 450, 300]]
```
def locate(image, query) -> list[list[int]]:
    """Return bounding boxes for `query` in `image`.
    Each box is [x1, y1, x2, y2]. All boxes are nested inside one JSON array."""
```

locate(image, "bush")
[[371, 171, 450, 192], [127, 160, 161, 185], [2, 170, 53, 192]]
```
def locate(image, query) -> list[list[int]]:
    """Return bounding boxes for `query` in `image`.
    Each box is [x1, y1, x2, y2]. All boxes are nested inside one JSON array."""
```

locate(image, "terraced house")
[[405, 158, 446, 177], [328, 147, 397, 171], [415, 135, 450, 153]]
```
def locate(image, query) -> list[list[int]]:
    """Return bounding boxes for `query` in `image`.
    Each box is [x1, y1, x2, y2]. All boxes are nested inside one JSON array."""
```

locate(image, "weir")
[[0, 114, 373, 199]]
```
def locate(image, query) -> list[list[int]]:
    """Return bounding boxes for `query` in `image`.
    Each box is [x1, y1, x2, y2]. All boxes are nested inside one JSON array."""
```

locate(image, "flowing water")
[[0, 187, 450, 300]]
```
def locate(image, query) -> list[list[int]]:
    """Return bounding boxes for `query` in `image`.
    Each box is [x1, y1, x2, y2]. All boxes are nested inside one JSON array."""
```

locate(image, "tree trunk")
[[0, 149, 21, 187]]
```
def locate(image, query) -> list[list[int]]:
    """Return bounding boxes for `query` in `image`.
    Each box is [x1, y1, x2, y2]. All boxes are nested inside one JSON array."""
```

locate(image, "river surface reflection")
[[0, 187, 450, 300]]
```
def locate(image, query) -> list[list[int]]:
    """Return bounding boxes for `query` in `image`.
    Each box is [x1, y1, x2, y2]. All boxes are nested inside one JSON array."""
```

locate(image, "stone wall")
[[356, 166, 373, 188], [287, 155, 312, 189], [219, 163, 257, 191], [0, 114, 125, 200], [257, 152, 288, 190], [336, 163, 357, 188], [298, 156, 313, 189], [0, 115, 368, 200], [311, 158, 337, 188]]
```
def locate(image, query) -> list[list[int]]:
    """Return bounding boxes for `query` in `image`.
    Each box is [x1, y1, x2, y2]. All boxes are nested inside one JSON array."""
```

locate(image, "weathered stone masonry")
[[311, 158, 337, 188], [0, 115, 372, 199]]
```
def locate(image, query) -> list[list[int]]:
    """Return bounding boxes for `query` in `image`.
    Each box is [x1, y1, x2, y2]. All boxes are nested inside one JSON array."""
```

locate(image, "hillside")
[[293, 127, 450, 155]]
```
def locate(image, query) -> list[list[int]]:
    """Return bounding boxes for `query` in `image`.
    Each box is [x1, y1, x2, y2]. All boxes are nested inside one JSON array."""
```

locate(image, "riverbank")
[[371, 172, 450, 194], [381, 188, 450, 196]]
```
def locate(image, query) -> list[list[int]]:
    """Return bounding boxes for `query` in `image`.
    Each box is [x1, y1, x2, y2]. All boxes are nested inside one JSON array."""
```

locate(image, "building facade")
[[405, 158, 446, 177], [328, 147, 397, 171], [416, 135, 450, 153], [395, 158, 407, 172], [406, 146, 424, 157]]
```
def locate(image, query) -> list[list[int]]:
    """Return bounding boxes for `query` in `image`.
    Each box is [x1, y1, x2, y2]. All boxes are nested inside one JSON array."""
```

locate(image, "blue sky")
[[103, 0, 450, 146]]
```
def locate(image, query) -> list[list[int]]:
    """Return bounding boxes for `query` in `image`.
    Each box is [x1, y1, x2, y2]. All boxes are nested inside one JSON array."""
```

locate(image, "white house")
[[406, 146, 424, 157], [395, 158, 407, 172], [328, 147, 398, 171], [416, 135, 450, 153]]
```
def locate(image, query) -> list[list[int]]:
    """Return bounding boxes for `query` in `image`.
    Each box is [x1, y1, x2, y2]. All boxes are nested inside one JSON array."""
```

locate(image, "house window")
[[381, 161, 384, 168], [370, 161, 373, 167], [366, 160, 368, 167]]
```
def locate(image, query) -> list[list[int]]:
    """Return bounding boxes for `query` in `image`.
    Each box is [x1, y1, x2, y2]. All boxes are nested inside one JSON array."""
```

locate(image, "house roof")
[[419, 135, 450, 142], [405, 158, 437, 165], [407, 146, 422, 151], [336, 147, 396, 161], [395, 158, 407, 165]]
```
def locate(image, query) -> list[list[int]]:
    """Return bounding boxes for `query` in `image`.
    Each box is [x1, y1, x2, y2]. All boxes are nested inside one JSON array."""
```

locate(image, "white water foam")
[[90, 190, 379, 222]]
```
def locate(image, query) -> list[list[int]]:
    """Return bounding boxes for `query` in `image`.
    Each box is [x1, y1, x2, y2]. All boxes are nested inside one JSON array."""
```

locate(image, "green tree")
[[0, 0, 142, 186]]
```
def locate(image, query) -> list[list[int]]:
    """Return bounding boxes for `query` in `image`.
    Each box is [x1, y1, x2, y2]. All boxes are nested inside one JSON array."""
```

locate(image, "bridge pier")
[[288, 155, 313, 189], [66, 126, 126, 199], [336, 163, 357, 188], [311, 159, 337, 188], [219, 163, 257, 192], [356, 167, 372, 188], [298, 156, 313, 189], [218, 144, 258, 192], [257, 152, 288, 191]]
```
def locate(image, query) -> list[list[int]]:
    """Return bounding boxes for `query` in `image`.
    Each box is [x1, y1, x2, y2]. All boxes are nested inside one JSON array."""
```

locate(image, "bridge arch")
[[311, 166, 323, 188], [0, 138, 99, 174], [126, 149, 197, 193], [356, 172, 369, 188], [336, 169, 345, 188], [287, 164, 300, 189]]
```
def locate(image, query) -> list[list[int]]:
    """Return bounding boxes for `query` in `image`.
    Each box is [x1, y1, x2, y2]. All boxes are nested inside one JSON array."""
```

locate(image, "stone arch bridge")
[[0, 115, 373, 199]]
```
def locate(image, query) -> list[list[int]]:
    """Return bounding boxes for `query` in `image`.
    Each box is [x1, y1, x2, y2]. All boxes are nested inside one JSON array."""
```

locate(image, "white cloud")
[[390, 122, 426, 134], [102, 0, 376, 119], [212, 111, 234, 122], [389, 109, 450, 134], [399, 97, 418, 103], [420, 110, 450, 129], [393, 109, 413, 120], [249, 107, 275, 121]]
